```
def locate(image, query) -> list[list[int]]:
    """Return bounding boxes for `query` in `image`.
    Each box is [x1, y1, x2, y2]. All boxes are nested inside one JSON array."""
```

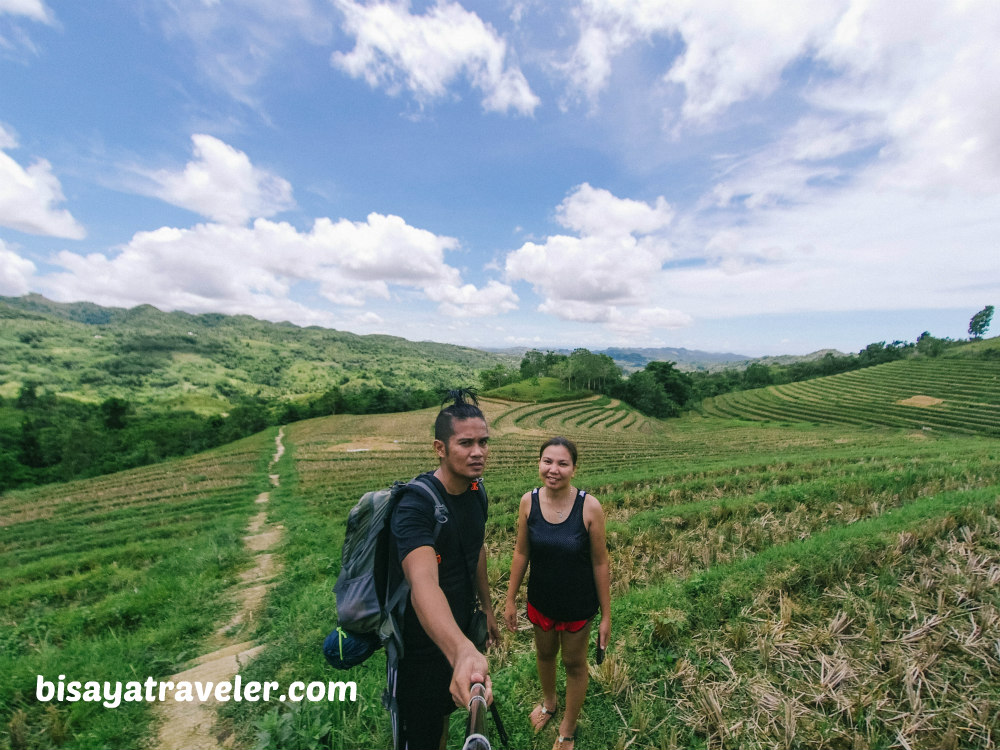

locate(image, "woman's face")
[[538, 444, 576, 490]]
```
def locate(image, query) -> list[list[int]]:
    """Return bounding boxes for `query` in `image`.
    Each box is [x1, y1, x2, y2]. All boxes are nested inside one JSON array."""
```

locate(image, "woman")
[[504, 437, 611, 750]]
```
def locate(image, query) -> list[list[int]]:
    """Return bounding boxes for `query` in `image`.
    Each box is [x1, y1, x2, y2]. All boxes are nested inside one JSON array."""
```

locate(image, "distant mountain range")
[[481, 345, 749, 369], [483, 345, 847, 373]]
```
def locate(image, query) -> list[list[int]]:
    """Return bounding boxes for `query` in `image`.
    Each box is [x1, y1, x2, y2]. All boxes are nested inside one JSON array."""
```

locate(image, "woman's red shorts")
[[526, 601, 590, 633]]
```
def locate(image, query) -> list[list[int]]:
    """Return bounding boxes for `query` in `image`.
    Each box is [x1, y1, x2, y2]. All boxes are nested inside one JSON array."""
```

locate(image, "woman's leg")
[[556, 624, 591, 739], [533, 624, 561, 712]]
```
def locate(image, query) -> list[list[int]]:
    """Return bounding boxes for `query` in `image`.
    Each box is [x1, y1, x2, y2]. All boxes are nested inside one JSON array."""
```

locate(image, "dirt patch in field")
[[896, 395, 944, 407]]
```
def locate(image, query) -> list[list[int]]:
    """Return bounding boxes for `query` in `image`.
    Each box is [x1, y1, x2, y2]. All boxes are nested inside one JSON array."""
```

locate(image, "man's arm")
[[401, 546, 492, 708], [475, 545, 501, 647]]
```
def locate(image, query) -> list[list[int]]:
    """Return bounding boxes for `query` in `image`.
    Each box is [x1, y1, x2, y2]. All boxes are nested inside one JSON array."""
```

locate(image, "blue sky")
[[1, 0, 998, 357]]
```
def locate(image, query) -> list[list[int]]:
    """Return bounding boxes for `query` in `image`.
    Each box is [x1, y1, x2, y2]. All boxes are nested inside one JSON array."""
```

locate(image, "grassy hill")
[[699, 351, 1000, 436], [4, 369, 1000, 749], [0, 294, 511, 412]]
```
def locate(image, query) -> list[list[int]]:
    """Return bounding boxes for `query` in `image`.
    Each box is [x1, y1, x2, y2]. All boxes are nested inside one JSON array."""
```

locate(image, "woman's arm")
[[503, 492, 532, 631], [585, 494, 611, 649]]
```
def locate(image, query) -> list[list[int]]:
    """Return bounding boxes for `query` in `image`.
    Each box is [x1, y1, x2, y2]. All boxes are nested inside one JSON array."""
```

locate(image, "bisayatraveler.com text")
[[37, 674, 357, 709]]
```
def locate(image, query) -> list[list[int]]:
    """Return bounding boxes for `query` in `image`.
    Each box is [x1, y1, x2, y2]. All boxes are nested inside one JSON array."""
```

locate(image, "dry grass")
[[663, 509, 1000, 749]]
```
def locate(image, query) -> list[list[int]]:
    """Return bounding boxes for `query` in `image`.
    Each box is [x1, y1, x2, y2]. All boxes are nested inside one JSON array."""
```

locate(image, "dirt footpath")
[[154, 427, 286, 750]]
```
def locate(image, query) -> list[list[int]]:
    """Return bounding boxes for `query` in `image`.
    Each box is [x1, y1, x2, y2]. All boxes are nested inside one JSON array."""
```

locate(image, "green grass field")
[[3, 356, 999, 749]]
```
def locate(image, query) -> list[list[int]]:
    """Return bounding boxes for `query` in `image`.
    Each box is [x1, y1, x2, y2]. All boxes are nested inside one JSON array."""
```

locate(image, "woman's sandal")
[[552, 732, 576, 750], [529, 702, 558, 733]]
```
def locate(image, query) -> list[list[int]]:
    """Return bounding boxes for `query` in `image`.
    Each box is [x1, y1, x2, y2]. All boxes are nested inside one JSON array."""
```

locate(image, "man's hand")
[[485, 609, 501, 648], [451, 646, 492, 708]]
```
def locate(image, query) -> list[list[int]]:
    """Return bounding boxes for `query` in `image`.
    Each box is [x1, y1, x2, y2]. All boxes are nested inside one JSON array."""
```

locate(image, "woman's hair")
[[539, 436, 578, 465], [434, 388, 486, 442]]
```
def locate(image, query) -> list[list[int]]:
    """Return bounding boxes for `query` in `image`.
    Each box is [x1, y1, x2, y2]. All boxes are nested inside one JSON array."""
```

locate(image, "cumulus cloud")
[[0, 241, 36, 295], [37, 213, 515, 322], [332, 0, 539, 115], [505, 183, 689, 331], [143, 135, 294, 225], [426, 279, 519, 317], [0, 124, 85, 239], [556, 182, 673, 237]]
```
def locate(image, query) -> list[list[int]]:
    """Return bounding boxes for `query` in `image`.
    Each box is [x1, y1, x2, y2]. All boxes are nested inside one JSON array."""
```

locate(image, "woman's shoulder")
[[581, 490, 604, 519]]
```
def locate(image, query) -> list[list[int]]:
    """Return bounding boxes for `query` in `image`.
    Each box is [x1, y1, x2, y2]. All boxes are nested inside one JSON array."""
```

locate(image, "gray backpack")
[[332, 476, 448, 653]]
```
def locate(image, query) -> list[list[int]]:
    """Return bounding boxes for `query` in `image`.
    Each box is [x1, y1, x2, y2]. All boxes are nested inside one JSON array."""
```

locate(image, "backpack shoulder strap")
[[404, 475, 449, 542]]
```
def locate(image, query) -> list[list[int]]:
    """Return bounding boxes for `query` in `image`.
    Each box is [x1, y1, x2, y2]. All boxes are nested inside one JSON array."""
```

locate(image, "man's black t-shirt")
[[390, 472, 486, 658], [389, 472, 486, 659]]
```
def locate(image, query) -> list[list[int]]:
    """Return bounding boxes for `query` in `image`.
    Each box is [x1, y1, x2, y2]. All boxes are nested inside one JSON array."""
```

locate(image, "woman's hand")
[[598, 615, 611, 650], [503, 599, 519, 632]]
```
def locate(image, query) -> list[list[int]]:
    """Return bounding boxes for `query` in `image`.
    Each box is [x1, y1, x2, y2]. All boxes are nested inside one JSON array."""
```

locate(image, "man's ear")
[[433, 438, 447, 459]]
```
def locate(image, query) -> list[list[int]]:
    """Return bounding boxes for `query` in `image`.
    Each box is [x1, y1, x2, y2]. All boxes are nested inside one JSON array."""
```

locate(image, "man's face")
[[435, 417, 489, 481]]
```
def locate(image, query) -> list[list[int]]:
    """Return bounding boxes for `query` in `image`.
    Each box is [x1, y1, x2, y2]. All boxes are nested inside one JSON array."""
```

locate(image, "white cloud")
[[143, 135, 294, 225], [310, 213, 460, 284], [556, 182, 673, 237], [550, 2, 1000, 332], [564, 1, 1000, 196], [657, 185, 1000, 320], [426, 279, 519, 317], [0, 241, 36, 295], [332, 0, 539, 115], [563, 0, 843, 120], [812, 0, 1000, 195], [0, 0, 51, 22], [37, 213, 512, 322], [0, 124, 86, 239], [505, 184, 683, 331]]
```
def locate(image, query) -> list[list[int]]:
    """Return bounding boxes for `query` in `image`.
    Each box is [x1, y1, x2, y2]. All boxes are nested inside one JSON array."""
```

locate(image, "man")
[[389, 389, 501, 749]]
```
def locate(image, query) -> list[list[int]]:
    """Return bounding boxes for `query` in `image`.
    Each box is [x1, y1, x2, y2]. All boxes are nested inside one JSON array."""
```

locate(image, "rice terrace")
[[3, 352, 1000, 749]]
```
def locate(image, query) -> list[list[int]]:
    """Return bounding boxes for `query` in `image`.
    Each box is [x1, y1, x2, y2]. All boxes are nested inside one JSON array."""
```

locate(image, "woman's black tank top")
[[526, 488, 599, 622]]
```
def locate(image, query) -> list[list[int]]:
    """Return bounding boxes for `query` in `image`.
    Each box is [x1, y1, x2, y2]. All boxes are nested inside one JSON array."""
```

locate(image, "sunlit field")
[[3, 356, 999, 749]]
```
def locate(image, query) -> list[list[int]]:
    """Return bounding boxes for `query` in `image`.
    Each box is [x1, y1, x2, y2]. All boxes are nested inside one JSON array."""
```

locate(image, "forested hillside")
[[0, 295, 512, 490], [1, 294, 508, 407]]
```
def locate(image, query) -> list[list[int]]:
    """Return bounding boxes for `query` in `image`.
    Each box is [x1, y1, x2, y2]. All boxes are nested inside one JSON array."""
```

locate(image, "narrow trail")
[[154, 427, 286, 750]]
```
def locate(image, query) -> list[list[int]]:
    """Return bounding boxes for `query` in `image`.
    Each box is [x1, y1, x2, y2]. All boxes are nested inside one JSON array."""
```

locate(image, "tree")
[[519, 350, 546, 379], [100, 397, 130, 430], [560, 349, 621, 392], [646, 361, 693, 406], [619, 369, 676, 418], [18, 417, 45, 468], [742, 363, 774, 389], [477, 363, 517, 391], [916, 331, 945, 357], [969, 305, 994, 339]]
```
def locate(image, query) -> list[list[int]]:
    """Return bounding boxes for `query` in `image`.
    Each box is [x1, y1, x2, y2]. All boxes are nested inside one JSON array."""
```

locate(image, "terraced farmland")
[[4, 373, 1000, 749], [223, 388, 1000, 750], [700, 357, 1000, 436]]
